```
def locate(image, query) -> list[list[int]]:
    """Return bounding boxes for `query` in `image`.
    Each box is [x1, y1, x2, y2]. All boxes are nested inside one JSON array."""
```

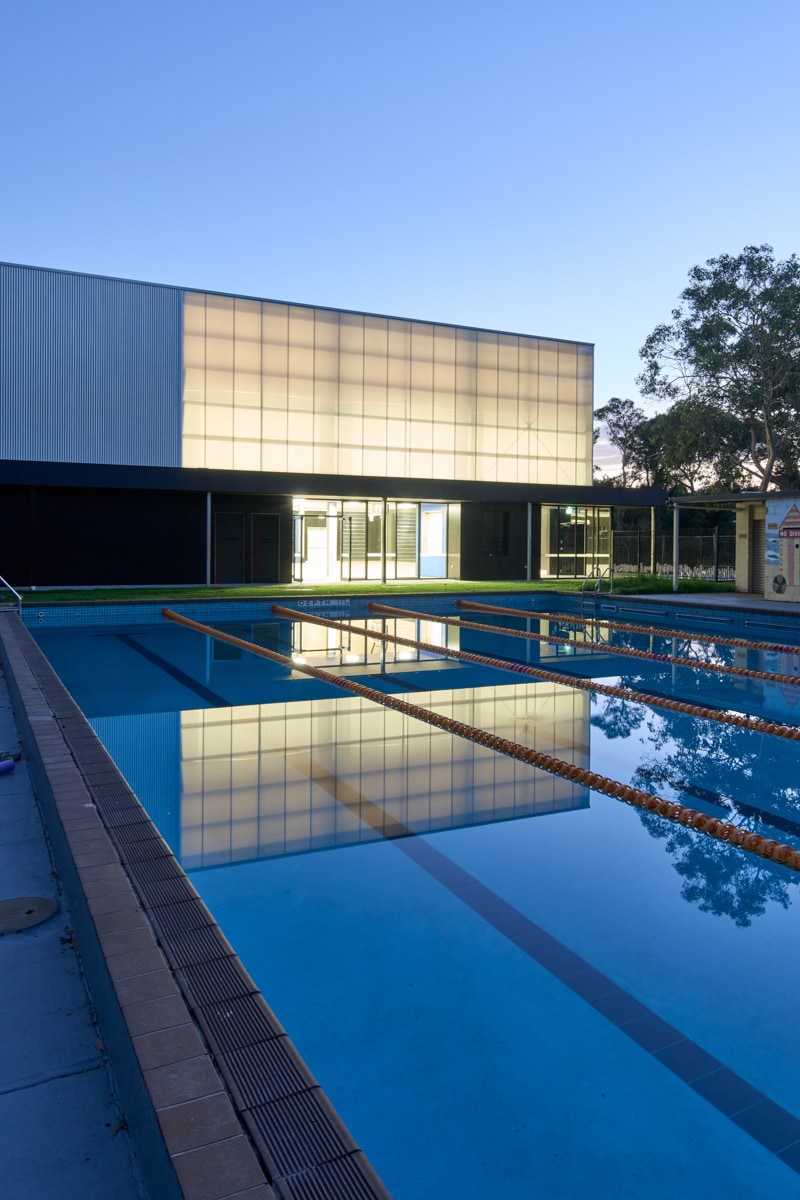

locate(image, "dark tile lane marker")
[[298, 757, 800, 1175], [113, 635, 230, 707]]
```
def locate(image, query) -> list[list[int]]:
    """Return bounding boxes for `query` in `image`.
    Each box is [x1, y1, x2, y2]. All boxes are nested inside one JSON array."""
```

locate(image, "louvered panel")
[[0, 263, 182, 466], [396, 505, 417, 562]]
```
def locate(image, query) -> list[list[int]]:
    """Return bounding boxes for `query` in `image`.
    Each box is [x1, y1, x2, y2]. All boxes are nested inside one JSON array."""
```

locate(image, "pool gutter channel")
[[0, 612, 392, 1200]]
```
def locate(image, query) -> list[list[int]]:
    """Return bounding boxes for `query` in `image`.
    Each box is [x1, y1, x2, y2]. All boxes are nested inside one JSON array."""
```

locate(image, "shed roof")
[[670, 490, 800, 508]]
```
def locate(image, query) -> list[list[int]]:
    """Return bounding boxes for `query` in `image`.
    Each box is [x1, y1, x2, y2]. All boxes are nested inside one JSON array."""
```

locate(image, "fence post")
[[637, 529, 642, 574], [713, 527, 719, 582], [672, 505, 680, 592]]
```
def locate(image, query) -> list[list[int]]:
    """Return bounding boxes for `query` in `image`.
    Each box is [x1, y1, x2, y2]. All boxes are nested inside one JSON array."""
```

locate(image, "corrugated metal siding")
[[0, 263, 182, 466]]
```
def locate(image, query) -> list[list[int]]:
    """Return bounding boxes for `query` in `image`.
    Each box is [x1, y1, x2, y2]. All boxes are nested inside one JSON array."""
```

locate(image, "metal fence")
[[613, 530, 736, 581]]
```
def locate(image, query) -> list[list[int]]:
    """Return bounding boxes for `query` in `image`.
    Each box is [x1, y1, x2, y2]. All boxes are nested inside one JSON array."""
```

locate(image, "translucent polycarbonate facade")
[[178, 684, 590, 867], [181, 291, 593, 485]]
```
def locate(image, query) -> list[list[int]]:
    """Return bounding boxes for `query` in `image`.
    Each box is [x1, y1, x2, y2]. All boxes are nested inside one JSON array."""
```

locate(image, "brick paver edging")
[[0, 612, 391, 1200]]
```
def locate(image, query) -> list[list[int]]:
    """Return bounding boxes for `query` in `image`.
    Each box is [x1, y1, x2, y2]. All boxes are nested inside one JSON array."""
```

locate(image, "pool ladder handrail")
[[0, 574, 22, 616], [580, 565, 614, 613]]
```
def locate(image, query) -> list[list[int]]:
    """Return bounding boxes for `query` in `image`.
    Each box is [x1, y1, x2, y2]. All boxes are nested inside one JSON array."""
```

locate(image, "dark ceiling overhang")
[[1, 460, 668, 508]]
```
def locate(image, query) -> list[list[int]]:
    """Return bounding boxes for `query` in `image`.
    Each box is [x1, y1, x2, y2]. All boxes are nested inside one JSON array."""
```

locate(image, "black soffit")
[[0, 461, 667, 508]]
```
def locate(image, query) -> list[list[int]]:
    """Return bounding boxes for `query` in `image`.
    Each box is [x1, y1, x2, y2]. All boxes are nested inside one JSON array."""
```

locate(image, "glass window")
[[539, 505, 612, 578]]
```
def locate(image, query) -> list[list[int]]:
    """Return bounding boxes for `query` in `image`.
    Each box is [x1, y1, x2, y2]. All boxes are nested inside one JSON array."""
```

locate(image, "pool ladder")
[[581, 566, 614, 614], [0, 574, 22, 616]]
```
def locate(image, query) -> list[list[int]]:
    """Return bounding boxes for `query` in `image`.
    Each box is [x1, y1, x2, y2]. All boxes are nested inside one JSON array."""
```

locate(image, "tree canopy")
[[638, 243, 800, 490], [596, 244, 800, 493]]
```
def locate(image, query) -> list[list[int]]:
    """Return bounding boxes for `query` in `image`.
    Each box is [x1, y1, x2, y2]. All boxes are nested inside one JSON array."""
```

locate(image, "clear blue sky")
[[2, 0, 798, 454]]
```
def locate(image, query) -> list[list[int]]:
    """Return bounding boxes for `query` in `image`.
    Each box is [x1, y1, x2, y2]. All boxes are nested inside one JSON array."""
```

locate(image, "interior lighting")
[[292, 655, 307, 664], [344, 654, 360, 663], [397, 651, 414, 660]]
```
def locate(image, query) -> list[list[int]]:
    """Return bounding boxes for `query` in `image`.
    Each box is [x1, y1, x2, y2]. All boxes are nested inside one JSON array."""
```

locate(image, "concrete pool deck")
[[0, 609, 390, 1200], [626, 591, 800, 616], [0, 671, 145, 1200]]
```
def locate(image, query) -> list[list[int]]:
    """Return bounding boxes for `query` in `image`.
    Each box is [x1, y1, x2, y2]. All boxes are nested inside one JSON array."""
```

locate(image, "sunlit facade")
[[0, 261, 666, 587], [181, 292, 592, 486]]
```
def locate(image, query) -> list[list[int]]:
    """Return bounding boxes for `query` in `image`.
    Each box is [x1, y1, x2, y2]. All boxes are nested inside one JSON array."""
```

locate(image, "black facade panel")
[[27, 488, 206, 586], [211, 494, 292, 584], [251, 514, 281, 583], [460, 501, 528, 581], [0, 486, 34, 586]]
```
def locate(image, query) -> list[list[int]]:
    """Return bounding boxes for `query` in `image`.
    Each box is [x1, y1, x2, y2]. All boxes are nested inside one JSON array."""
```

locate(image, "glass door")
[[292, 499, 342, 582]]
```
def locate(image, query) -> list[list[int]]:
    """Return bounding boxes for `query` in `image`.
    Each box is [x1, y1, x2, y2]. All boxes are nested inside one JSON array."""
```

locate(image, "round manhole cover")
[[0, 896, 57, 933]]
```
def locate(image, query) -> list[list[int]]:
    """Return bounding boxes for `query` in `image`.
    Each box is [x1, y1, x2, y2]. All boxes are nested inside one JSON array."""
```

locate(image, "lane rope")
[[162, 607, 800, 873], [270, 606, 800, 744], [368, 603, 800, 689], [457, 599, 800, 657]]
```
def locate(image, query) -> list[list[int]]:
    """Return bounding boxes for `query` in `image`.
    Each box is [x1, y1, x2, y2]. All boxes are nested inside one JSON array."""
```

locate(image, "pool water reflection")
[[34, 606, 800, 1198]]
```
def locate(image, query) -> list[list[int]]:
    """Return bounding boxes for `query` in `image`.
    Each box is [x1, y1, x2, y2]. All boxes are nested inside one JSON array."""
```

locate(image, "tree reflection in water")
[[591, 676, 800, 927]]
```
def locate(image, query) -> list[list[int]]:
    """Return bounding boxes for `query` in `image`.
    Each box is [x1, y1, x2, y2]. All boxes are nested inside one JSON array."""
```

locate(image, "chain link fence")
[[613, 530, 736, 581]]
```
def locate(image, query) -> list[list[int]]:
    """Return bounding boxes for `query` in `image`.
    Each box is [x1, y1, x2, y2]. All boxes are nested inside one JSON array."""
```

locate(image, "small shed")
[[670, 490, 800, 601]]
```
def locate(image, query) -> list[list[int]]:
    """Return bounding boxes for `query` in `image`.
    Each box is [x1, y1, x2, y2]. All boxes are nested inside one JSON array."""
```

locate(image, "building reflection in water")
[[178, 683, 590, 869]]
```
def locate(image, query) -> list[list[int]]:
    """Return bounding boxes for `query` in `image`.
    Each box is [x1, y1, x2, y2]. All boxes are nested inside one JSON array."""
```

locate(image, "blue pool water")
[[34, 596, 800, 1197]]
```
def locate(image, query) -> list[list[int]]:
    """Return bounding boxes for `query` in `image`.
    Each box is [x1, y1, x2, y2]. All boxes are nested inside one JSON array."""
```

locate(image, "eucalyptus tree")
[[593, 397, 647, 486], [638, 244, 800, 490]]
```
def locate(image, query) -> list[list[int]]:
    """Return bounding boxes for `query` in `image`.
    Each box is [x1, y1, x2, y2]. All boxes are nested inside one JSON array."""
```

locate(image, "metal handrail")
[[580, 567, 601, 617], [580, 565, 614, 619], [580, 566, 601, 595], [594, 565, 614, 595], [0, 574, 22, 616]]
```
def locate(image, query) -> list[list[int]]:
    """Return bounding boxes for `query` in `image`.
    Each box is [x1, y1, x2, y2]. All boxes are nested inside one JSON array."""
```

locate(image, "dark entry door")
[[214, 512, 244, 583], [251, 513, 280, 583]]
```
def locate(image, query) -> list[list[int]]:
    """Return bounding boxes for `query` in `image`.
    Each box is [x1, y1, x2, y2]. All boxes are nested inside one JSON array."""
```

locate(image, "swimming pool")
[[33, 594, 800, 1197]]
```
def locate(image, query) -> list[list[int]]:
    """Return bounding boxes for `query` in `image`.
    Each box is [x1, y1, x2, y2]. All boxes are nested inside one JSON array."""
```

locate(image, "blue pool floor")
[[31, 601, 800, 1198], [194, 807, 800, 1198]]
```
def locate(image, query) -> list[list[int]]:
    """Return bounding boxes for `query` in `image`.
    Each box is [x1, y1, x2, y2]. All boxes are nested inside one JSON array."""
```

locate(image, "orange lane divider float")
[[457, 599, 800, 658], [368, 603, 800, 690], [162, 608, 800, 873], [269, 605, 800, 745]]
